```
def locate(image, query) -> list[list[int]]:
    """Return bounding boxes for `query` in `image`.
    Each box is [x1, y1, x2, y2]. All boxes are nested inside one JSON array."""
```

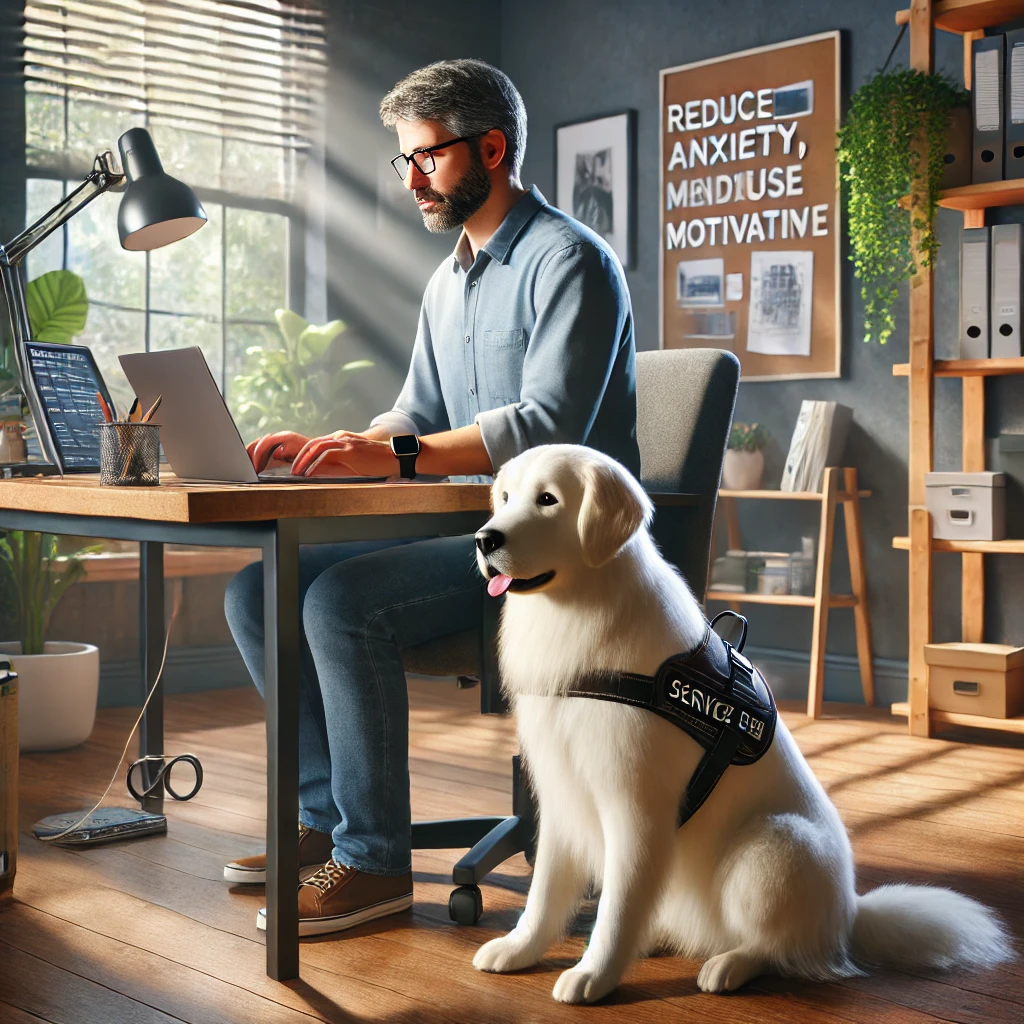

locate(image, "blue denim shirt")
[[370, 186, 640, 478]]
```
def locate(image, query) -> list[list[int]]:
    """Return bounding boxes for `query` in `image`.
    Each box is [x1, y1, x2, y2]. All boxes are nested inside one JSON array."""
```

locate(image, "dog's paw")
[[552, 965, 618, 1004], [473, 934, 540, 974], [696, 950, 764, 994]]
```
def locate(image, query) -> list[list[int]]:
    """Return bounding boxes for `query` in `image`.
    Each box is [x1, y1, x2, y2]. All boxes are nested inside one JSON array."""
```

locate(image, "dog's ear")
[[577, 458, 653, 568]]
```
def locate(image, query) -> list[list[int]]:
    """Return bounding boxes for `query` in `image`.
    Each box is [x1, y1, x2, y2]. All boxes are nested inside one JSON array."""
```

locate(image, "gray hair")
[[380, 59, 527, 179]]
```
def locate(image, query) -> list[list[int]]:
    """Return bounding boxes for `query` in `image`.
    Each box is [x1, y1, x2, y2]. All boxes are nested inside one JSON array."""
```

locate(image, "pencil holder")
[[99, 422, 160, 486]]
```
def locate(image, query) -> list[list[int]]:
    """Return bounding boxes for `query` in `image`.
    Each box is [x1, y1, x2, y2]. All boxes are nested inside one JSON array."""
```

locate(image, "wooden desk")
[[0, 473, 492, 980]]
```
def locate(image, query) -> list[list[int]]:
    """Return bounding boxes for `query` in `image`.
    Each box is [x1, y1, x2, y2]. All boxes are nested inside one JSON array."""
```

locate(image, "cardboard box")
[[925, 642, 1024, 718], [925, 471, 1006, 541]]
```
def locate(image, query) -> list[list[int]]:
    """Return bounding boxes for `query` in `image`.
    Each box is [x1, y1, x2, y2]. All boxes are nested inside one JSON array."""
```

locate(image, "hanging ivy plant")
[[836, 68, 968, 345]]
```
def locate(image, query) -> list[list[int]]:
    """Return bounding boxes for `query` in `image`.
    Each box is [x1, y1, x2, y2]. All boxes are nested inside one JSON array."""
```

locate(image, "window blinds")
[[24, 0, 326, 199]]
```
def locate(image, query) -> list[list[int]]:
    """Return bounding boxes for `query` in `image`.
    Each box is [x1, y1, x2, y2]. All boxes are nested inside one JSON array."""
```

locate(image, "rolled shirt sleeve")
[[369, 299, 451, 438], [474, 242, 629, 471]]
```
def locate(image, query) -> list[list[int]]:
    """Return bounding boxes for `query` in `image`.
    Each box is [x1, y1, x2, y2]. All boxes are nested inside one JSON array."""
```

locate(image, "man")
[[223, 58, 640, 937]]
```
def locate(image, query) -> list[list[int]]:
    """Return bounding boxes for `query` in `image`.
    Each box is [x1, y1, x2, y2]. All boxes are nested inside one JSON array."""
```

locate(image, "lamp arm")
[[3, 152, 125, 266], [0, 151, 125, 473]]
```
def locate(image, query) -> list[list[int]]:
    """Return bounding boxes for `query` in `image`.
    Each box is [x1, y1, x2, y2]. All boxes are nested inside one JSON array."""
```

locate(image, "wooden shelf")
[[890, 701, 1024, 733], [893, 357, 1024, 377], [892, 536, 1024, 553], [896, 0, 1024, 33], [715, 468, 873, 717], [719, 488, 871, 501], [940, 179, 1024, 211], [899, 180, 1024, 215], [706, 590, 857, 608]]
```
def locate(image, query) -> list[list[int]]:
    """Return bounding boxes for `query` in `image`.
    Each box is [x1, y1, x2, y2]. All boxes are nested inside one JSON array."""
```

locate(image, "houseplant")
[[723, 422, 769, 490], [0, 531, 102, 751], [0, 269, 99, 750], [836, 68, 968, 345], [231, 308, 374, 441]]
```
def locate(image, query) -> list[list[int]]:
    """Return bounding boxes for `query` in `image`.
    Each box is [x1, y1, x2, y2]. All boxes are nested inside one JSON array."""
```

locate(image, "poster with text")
[[660, 32, 840, 380]]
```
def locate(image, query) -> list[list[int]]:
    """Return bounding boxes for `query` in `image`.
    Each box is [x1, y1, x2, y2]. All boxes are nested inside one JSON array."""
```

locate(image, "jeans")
[[223, 535, 484, 875]]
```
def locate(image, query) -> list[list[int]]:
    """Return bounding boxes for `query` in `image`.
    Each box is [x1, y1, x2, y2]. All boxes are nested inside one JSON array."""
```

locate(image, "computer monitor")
[[23, 341, 117, 473]]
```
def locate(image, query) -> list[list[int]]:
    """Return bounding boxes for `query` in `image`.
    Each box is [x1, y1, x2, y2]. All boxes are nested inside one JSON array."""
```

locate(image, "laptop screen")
[[24, 341, 116, 472]]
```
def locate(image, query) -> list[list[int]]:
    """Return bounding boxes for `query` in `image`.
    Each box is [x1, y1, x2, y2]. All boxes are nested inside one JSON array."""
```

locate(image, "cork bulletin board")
[[659, 32, 841, 380]]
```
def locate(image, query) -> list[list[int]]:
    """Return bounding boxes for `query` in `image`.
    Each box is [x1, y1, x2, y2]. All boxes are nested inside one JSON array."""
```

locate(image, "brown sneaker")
[[223, 823, 334, 885], [256, 860, 413, 937]]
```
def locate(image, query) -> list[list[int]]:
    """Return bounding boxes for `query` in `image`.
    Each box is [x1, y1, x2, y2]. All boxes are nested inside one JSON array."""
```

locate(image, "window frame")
[[24, 86, 307, 397]]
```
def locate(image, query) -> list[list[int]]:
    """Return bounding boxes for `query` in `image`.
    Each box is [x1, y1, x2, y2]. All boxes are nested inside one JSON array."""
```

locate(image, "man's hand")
[[290, 430, 399, 478], [246, 431, 310, 473]]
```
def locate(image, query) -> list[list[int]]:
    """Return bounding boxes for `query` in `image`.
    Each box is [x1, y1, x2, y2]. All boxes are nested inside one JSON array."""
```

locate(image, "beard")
[[417, 149, 492, 233]]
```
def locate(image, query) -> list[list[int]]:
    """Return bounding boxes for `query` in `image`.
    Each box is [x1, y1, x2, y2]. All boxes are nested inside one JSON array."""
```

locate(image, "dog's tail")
[[851, 884, 1014, 971]]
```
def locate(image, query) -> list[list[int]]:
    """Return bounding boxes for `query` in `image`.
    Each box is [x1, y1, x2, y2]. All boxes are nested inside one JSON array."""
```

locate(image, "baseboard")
[[99, 644, 253, 708], [745, 644, 908, 708]]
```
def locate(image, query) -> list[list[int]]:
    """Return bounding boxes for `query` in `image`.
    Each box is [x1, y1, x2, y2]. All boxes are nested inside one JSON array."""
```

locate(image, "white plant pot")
[[722, 449, 765, 491], [0, 641, 100, 752]]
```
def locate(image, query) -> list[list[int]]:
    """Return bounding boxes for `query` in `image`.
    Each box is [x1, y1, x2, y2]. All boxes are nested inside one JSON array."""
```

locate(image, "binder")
[[961, 226, 990, 359], [1005, 29, 1024, 178], [991, 223, 1023, 357], [973, 34, 1005, 184]]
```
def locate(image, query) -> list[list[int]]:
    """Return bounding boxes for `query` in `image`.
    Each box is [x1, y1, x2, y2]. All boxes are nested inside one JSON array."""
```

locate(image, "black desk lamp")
[[0, 127, 207, 474]]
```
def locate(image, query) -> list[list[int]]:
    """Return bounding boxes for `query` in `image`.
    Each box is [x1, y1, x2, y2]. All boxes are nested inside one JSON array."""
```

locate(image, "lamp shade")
[[116, 128, 207, 251]]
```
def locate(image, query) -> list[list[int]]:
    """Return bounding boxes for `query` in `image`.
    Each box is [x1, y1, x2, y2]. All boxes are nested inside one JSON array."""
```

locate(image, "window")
[[23, 0, 325, 424]]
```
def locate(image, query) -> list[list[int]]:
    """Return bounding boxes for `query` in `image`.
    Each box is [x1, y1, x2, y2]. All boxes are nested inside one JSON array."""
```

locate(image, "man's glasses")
[[390, 131, 492, 179]]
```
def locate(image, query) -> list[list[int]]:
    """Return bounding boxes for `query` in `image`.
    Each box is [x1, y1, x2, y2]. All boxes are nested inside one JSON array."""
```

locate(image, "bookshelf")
[[892, 357, 1024, 376], [895, 0, 1024, 739], [709, 466, 874, 719]]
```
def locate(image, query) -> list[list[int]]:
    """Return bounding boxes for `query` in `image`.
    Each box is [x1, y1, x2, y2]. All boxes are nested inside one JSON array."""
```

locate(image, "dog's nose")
[[475, 529, 505, 556]]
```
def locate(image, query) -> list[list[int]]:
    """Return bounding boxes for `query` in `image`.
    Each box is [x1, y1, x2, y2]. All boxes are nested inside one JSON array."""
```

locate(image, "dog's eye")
[[537, 492, 558, 506], [501, 491, 508, 504]]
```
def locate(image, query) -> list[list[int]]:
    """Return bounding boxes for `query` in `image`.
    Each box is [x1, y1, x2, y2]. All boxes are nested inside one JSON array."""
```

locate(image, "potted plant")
[[0, 531, 102, 751], [231, 309, 375, 440], [836, 68, 968, 345], [723, 422, 769, 490]]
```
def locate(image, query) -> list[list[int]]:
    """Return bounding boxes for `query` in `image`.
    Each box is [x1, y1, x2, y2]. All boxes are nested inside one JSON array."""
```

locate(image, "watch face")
[[391, 434, 420, 457]]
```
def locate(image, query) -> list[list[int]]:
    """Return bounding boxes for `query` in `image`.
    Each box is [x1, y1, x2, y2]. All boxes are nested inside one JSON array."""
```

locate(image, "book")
[[780, 401, 853, 492]]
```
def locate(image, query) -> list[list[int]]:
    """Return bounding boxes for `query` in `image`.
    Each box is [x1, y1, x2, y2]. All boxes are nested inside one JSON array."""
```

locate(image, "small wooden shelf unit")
[[710, 467, 874, 720], [893, 0, 1024, 739]]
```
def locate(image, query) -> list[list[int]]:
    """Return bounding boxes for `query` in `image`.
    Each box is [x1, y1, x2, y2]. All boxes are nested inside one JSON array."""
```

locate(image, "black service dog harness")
[[565, 611, 777, 828]]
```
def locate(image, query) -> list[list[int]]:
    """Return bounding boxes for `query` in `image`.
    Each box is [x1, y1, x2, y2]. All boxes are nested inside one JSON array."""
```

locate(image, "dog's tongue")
[[487, 574, 513, 598]]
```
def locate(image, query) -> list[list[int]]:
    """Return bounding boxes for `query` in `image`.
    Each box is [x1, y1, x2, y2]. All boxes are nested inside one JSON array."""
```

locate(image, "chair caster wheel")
[[448, 884, 483, 925]]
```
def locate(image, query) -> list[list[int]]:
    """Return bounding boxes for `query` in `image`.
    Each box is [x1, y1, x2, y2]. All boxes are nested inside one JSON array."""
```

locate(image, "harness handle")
[[710, 609, 748, 653]]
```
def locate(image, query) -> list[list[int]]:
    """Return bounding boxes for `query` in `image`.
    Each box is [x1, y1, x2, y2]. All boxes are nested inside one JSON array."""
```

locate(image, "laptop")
[[119, 347, 386, 484]]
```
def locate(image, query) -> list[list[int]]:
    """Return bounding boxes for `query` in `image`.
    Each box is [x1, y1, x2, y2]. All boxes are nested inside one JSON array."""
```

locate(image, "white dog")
[[471, 444, 1013, 1004]]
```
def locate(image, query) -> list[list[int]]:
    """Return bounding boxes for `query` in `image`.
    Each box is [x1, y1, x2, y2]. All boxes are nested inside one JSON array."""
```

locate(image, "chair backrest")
[[635, 348, 740, 601]]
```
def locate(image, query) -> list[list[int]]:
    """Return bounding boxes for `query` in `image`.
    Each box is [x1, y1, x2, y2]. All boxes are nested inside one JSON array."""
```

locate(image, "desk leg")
[[263, 520, 300, 981], [139, 541, 164, 814]]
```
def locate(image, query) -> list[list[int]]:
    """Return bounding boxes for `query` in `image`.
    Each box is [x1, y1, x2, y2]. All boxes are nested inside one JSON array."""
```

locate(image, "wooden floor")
[[1, 682, 1022, 1024]]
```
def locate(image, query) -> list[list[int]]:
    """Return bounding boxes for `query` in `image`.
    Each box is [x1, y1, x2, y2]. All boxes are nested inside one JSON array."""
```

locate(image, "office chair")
[[403, 348, 740, 925]]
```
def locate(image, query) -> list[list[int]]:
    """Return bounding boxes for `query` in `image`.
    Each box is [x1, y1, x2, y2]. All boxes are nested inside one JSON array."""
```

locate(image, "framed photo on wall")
[[555, 110, 636, 269]]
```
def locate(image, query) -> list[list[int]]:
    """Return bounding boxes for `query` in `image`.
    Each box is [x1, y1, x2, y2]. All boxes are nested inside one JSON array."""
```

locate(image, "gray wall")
[[322, 1, 503, 427], [496, 0, 1024, 698]]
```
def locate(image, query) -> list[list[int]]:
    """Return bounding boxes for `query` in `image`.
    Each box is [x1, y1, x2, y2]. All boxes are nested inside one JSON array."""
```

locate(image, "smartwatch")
[[389, 434, 421, 479]]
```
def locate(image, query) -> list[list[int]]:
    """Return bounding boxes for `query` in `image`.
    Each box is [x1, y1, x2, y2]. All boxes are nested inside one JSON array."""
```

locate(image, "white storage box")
[[925, 471, 1006, 540]]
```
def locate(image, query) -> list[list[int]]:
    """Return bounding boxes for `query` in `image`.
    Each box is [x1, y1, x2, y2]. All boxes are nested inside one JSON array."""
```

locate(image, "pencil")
[[95, 392, 113, 423]]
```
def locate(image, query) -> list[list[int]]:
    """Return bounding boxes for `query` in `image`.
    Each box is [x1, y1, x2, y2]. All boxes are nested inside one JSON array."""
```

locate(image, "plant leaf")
[[274, 309, 309, 358], [297, 320, 346, 365], [26, 270, 88, 344]]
